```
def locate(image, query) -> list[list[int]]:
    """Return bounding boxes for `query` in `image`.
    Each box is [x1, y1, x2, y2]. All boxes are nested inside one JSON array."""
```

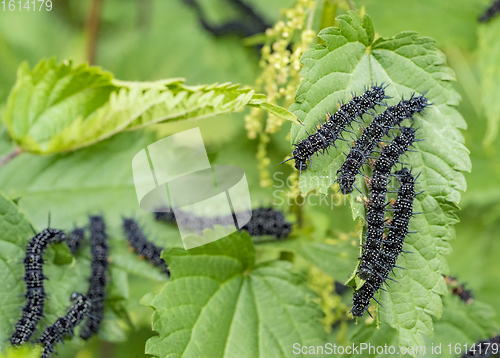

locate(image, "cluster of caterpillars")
[[10, 203, 292, 356], [10, 216, 109, 357], [282, 84, 430, 317], [153, 206, 292, 240]]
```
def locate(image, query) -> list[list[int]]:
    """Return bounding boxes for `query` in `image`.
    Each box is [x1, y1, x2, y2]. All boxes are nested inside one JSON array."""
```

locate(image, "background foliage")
[[1, 0, 500, 357]]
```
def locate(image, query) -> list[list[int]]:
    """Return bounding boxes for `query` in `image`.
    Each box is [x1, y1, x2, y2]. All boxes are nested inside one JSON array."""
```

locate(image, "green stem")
[[346, 0, 356, 11], [86, 0, 102, 65], [318, 0, 358, 43], [306, 1, 317, 31], [319, 0, 339, 35], [0, 147, 22, 169]]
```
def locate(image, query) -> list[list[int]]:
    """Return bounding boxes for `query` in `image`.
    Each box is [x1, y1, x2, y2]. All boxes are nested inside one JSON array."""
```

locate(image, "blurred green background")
[[1, 0, 500, 356]]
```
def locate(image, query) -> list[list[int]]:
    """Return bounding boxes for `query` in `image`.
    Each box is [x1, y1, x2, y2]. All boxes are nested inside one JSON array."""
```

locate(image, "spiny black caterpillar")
[[154, 207, 292, 240], [38, 292, 90, 358], [443, 275, 474, 305], [352, 167, 419, 317], [183, 0, 271, 40], [80, 216, 108, 340], [357, 128, 417, 281], [281, 85, 388, 176], [10, 227, 66, 346], [479, 0, 500, 22], [462, 335, 500, 358], [122, 218, 170, 276], [66, 227, 85, 256], [240, 207, 292, 239], [337, 94, 428, 194]]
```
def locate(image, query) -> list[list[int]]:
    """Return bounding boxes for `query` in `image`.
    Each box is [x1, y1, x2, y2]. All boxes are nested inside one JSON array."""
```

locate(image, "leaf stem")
[[319, 0, 339, 35], [86, 0, 102, 65], [306, 1, 317, 31], [346, 0, 357, 11], [0, 147, 22, 169]]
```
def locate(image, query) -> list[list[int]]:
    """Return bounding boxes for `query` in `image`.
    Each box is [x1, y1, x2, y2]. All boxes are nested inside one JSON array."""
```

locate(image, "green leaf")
[[341, 324, 400, 358], [344, 296, 497, 358], [143, 228, 326, 358], [52, 242, 73, 265], [288, 11, 470, 350], [478, 19, 500, 145], [253, 102, 299, 124], [0, 186, 165, 346], [341, 294, 497, 358], [121, 81, 284, 131], [258, 238, 359, 280], [0, 191, 36, 345], [4, 59, 117, 154], [0, 190, 117, 344], [430, 295, 498, 358], [4, 59, 296, 154], [0, 129, 184, 251], [0, 345, 41, 358]]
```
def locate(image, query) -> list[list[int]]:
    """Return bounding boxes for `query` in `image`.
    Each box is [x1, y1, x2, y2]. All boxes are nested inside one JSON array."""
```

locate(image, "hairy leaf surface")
[[4, 59, 296, 154], [143, 229, 326, 358], [431, 295, 498, 358], [288, 12, 470, 350], [0, 186, 169, 345]]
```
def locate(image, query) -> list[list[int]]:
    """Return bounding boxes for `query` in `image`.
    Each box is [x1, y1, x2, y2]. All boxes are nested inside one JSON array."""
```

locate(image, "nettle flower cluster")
[[245, 0, 316, 187]]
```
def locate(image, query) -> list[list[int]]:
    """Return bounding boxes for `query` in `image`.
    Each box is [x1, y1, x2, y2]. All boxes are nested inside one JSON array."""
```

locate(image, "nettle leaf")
[[431, 295, 498, 358], [4, 59, 296, 154], [142, 228, 326, 358], [341, 324, 400, 358], [0, 129, 184, 252], [121, 81, 293, 130], [0, 192, 91, 344], [0, 345, 41, 358], [0, 191, 35, 345], [256, 237, 359, 280], [478, 18, 500, 145], [341, 295, 497, 358], [0, 190, 139, 346], [288, 11, 470, 351], [4, 59, 117, 154]]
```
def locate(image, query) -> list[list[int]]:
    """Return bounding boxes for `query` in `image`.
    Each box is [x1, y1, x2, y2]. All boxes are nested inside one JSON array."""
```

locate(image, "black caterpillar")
[[80, 216, 108, 340], [122, 218, 170, 276], [154, 209, 236, 234], [66, 227, 85, 255], [183, 0, 271, 39], [154, 207, 292, 240], [334, 281, 350, 295], [154, 211, 176, 223], [443, 275, 474, 305], [281, 85, 388, 176], [462, 335, 500, 358], [352, 167, 417, 317], [11, 228, 66, 346], [337, 94, 428, 194], [240, 208, 292, 239], [356, 128, 417, 281], [39, 293, 90, 358], [479, 0, 500, 22]]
